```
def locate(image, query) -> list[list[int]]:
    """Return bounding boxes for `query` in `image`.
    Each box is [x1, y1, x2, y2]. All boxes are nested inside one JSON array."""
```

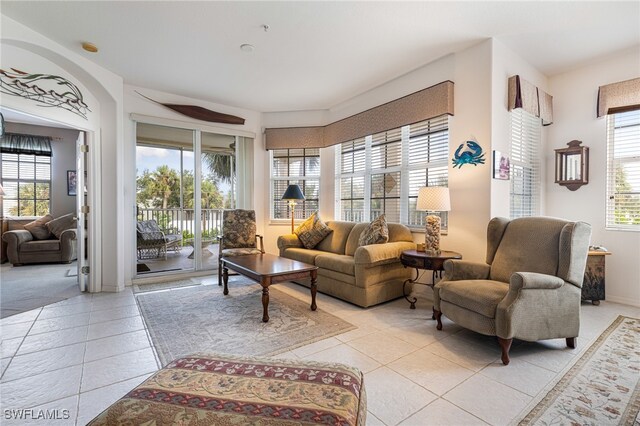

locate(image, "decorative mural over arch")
[[0, 67, 90, 119]]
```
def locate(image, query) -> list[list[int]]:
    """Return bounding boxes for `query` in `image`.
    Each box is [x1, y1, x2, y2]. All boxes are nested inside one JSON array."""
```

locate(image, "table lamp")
[[282, 184, 305, 233], [416, 186, 451, 255]]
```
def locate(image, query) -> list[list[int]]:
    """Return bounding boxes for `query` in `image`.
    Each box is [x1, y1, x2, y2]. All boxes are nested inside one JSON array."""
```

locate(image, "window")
[[1, 153, 51, 216], [271, 148, 320, 220], [606, 110, 640, 230], [510, 109, 541, 218], [336, 116, 449, 229]]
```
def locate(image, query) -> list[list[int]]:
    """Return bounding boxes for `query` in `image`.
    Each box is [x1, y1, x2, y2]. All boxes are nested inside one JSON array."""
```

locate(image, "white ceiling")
[[2, 1, 639, 112]]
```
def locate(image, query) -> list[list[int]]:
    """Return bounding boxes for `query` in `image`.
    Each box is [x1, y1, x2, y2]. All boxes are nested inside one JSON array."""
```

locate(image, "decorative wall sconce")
[[555, 140, 589, 191]]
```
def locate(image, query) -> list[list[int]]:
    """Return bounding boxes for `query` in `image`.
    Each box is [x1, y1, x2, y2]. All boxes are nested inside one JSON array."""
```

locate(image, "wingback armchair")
[[433, 217, 591, 365], [217, 209, 264, 285]]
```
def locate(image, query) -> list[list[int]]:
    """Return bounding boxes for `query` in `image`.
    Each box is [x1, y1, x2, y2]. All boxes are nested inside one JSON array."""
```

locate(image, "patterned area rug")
[[137, 280, 355, 366], [519, 315, 640, 425]]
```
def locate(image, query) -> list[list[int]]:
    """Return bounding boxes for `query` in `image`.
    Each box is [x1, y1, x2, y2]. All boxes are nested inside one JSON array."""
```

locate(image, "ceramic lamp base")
[[425, 215, 442, 255]]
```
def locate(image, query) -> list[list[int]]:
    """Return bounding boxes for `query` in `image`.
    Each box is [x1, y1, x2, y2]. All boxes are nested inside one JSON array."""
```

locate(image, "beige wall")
[[3, 122, 79, 218], [546, 47, 640, 306]]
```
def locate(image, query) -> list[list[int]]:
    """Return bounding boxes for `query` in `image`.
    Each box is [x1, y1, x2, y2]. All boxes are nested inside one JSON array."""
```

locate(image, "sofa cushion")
[[345, 223, 369, 256], [315, 221, 356, 255], [23, 214, 54, 240], [437, 279, 509, 318], [294, 212, 332, 249], [46, 213, 77, 239], [20, 239, 61, 253], [358, 215, 389, 246], [315, 253, 355, 276], [282, 247, 327, 265]]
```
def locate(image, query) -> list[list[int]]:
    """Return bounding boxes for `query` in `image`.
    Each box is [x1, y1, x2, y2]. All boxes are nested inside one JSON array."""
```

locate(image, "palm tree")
[[203, 152, 234, 184]]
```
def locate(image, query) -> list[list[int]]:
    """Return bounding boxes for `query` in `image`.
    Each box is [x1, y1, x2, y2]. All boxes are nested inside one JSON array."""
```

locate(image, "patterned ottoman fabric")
[[88, 353, 366, 425]]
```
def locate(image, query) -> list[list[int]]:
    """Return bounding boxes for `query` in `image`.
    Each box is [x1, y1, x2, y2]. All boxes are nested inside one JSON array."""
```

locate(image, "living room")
[[1, 2, 639, 425]]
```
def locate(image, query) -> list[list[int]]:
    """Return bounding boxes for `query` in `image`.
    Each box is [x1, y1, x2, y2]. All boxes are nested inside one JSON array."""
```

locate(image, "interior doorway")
[[0, 107, 92, 317]]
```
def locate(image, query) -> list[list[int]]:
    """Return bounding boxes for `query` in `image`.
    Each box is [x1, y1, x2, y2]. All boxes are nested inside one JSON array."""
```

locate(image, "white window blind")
[[336, 115, 449, 228], [1, 153, 51, 217], [606, 110, 640, 230], [510, 109, 541, 218], [270, 148, 320, 220]]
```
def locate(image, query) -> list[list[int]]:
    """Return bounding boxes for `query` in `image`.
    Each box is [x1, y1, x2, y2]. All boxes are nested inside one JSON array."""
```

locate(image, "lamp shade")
[[416, 186, 450, 212], [282, 184, 305, 201]]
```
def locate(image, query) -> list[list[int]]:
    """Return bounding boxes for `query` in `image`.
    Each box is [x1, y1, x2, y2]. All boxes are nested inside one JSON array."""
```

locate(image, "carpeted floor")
[[518, 315, 640, 425], [0, 262, 80, 318], [137, 279, 355, 366]]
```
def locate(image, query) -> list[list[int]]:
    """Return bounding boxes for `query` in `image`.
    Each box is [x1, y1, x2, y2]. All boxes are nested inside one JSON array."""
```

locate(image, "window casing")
[[336, 116, 449, 229], [1, 153, 51, 217], [510, 109, 541, 218], [270, 148, 320, 220], [606, 110, 640, 230]]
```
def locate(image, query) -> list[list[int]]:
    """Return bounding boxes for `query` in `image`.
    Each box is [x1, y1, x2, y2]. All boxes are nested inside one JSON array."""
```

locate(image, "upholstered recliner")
[[217, 209, 264, 285], [433, 217, 591, 365]]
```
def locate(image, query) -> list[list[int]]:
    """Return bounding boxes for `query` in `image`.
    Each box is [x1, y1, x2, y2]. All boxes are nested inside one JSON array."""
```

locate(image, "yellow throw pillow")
[[294, 212, 332, 249], [24, 214, 54, 240]]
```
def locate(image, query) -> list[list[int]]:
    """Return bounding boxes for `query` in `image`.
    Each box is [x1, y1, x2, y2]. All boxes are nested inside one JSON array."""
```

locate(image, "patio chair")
[[136, 220, 182, 260], [218, 209, 264, 285]]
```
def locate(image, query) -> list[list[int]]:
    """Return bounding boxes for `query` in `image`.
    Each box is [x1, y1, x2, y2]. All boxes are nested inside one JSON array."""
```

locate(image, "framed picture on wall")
[[67, 170, 77, 196], [493, 150, 510, 180]]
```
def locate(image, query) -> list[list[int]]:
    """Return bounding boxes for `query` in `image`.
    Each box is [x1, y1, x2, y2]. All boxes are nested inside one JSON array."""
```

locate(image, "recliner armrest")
[[60, 228, 77, 244], [354, 241, 416, 265], [442, 260, 491, 281], [2, 229, 33, 246], [509, 272, 565, 290]]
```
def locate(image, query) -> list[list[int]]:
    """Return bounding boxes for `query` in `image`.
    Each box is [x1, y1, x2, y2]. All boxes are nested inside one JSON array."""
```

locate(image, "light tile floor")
[[0, 278, 638, 425]]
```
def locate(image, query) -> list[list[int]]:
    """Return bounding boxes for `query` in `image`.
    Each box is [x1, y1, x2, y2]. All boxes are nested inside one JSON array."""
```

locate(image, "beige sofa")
[[277, 221, 416, 307]]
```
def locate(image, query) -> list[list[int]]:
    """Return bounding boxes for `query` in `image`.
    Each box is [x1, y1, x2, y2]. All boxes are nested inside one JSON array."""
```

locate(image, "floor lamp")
[[282, 184, 305, 233], [416, 186, 451, 255]]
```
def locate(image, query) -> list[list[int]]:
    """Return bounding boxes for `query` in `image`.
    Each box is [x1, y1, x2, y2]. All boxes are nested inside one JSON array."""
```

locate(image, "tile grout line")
[[0, 307, 44, 382]]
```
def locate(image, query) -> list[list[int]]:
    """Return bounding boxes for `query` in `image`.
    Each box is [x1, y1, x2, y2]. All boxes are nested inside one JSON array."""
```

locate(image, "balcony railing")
[[137, 208, 224, 237]]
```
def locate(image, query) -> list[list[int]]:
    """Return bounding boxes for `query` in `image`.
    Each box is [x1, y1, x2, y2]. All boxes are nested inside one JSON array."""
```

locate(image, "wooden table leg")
[[310, 269, 318, 311], [261, 283, 270, 323], [223, 265, 229, 295]]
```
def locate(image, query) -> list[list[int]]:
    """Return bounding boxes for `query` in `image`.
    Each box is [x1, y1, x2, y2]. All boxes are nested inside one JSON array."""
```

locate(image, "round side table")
[[400, 249, 462, 313]]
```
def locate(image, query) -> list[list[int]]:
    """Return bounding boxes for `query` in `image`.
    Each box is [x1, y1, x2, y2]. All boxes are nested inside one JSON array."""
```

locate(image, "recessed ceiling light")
[[240, 44, 254, 53], [82, 42, 98, 53]]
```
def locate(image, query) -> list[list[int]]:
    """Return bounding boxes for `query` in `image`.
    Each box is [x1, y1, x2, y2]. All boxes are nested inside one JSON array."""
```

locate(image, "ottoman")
[[88, 353, 366, 425]]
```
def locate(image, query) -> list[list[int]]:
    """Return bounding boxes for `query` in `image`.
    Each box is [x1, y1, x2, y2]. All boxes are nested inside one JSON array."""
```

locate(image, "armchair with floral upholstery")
[[433, 216, 591, 365], [217, 209, 264, 285]]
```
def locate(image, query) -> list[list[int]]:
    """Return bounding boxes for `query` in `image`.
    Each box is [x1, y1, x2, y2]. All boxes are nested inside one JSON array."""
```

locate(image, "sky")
[[136, 146, 231, 194]]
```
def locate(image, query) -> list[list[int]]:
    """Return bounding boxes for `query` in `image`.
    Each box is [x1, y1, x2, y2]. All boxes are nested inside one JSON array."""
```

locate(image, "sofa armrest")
[[509, 272, 565, 291], [354, 241, 416, 266], [277, 234, 302, 254], [442, 260, 491, 281]]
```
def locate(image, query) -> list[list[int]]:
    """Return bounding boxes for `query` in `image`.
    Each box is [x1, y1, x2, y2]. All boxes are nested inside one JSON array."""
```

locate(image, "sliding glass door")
[[135, 124, 195, 274], [134, 122, 251, 277]]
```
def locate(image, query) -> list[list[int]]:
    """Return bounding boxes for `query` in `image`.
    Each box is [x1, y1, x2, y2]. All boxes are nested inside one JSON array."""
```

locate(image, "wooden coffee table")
[[220, 253, 319, 323]]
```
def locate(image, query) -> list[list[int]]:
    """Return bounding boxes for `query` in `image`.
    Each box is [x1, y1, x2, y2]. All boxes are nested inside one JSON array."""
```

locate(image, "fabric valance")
[[508, 75, 553, 126], [0, 133, 53, 156], [265, 81, 454, 150], [597, 77, 640, 117]]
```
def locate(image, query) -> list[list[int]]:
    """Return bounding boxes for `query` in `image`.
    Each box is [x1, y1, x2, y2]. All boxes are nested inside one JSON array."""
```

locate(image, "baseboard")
[[604, 295, 640, 307]]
